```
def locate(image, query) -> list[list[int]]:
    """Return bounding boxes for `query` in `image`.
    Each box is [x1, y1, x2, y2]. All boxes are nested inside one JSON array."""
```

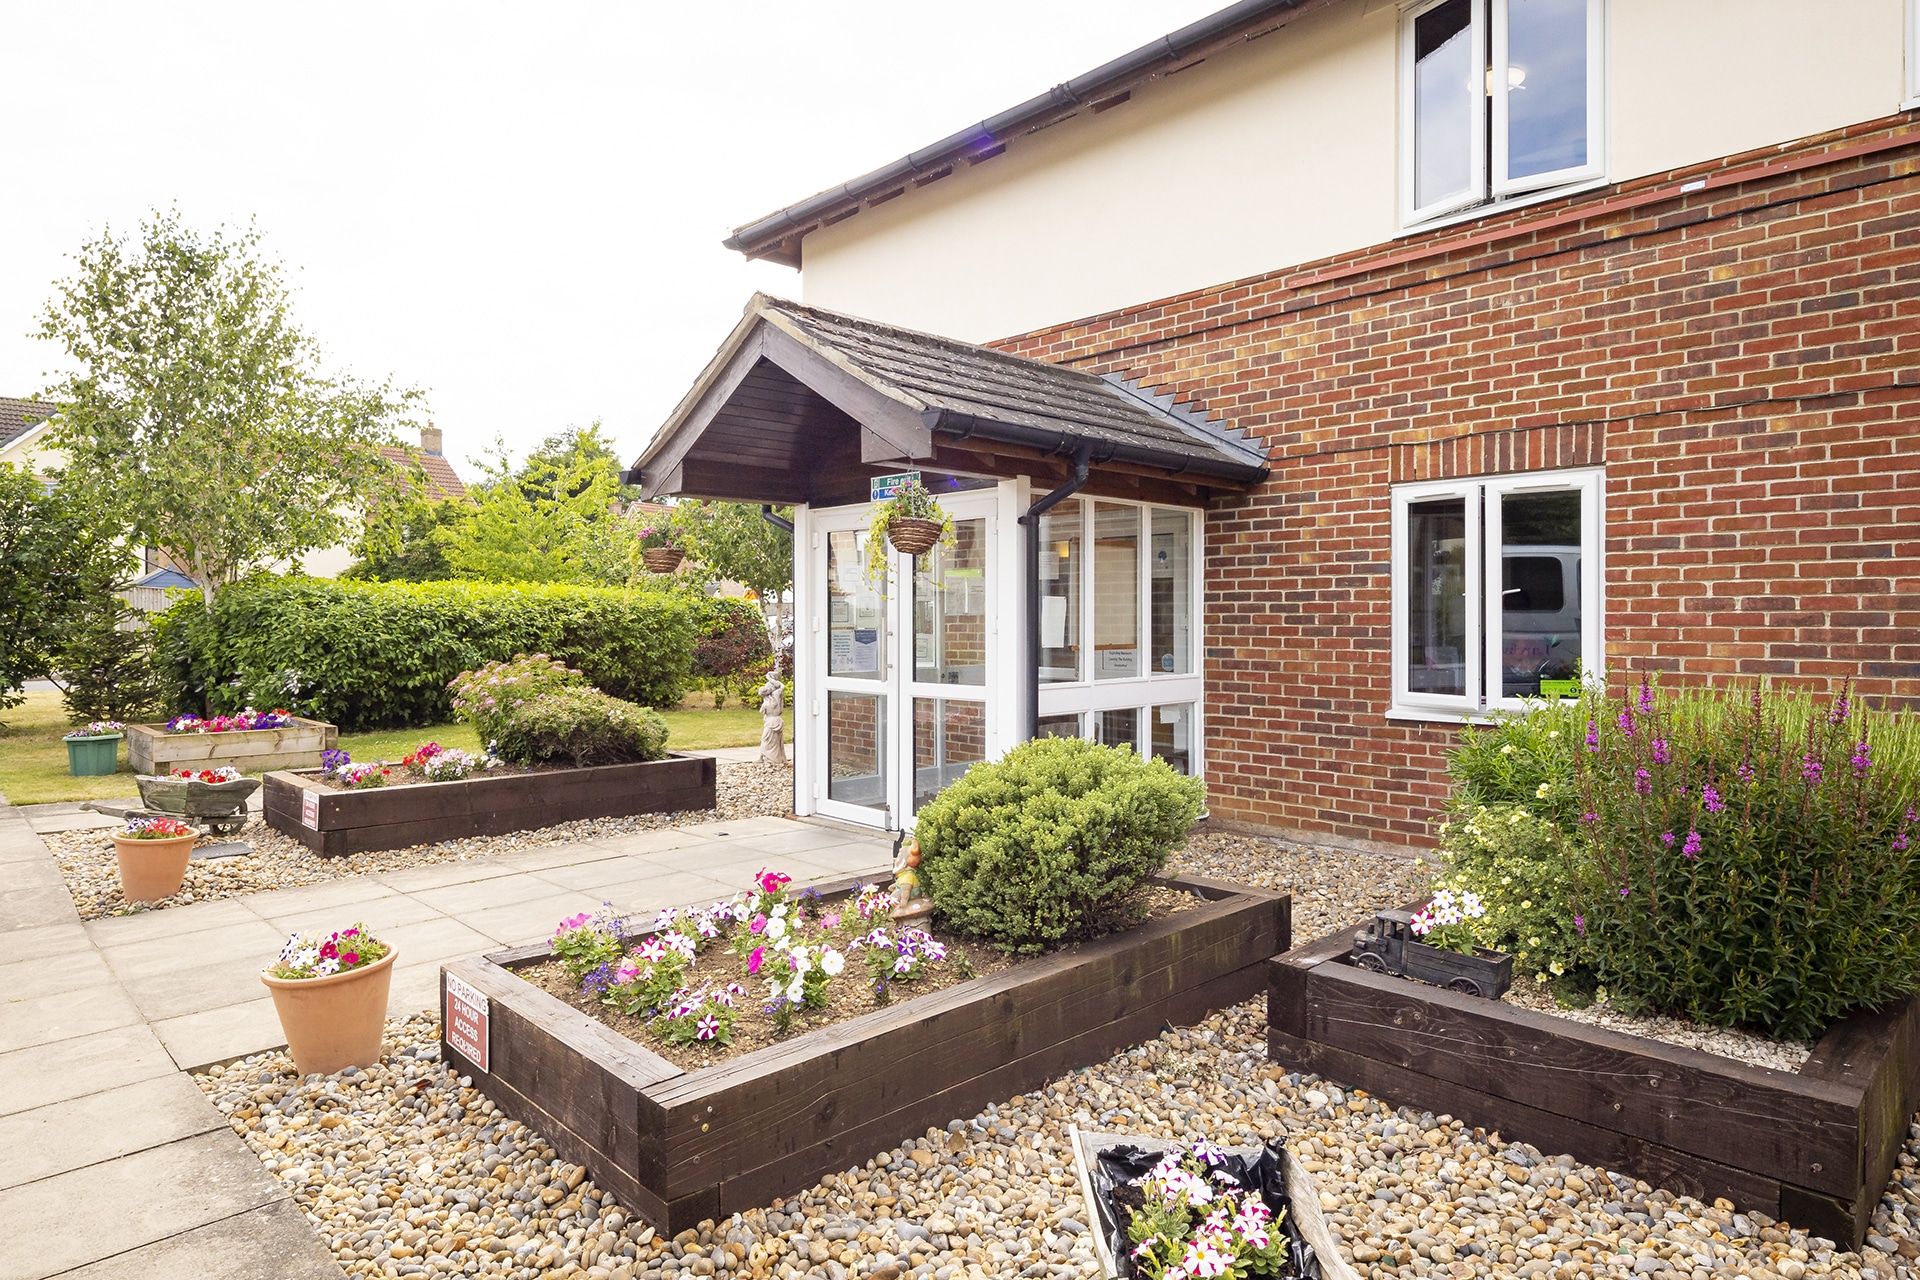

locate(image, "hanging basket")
[[642, 547, 686, 574], [886, 517, 944, 556]]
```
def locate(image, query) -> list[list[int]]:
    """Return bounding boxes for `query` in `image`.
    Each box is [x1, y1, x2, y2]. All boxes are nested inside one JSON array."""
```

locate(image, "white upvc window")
[[1390, 467, 1604, 718], [1034, 497, 1205, 776], [1401, 0, 1607, 227], [1907, 0, 1920, 109]]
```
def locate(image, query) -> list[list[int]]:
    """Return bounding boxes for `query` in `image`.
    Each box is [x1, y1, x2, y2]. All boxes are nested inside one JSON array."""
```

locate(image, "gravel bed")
[[46, 760, 792, 920], [1170, 829, 1434, 942], [197, 1003, 1894, 1280], [1503, 979, 1814, 1075]]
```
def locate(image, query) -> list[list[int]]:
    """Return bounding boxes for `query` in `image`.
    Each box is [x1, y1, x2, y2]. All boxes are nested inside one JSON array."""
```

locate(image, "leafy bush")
[[449, 655, 586, 745], [490, 686, 668, 767], [1431, 803, 1584, 989], [150, 577, 699, 730], [914, 737, 1205, 954], [1571, 681, 1920, 1041], [52, 592, 164, 722], [691, 598, 772, 708]]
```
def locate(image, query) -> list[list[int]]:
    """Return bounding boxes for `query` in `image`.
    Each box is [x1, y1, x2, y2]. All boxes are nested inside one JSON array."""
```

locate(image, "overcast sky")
[[0, 1, 1226, 471]]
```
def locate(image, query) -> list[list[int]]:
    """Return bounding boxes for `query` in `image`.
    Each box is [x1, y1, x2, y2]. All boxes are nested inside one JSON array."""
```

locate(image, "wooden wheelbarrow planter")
[[128, 717, 338, 775], [262, 754, 717, 856], [1268, 918, 1920, 1249], [439, 875, 1290, 1233]]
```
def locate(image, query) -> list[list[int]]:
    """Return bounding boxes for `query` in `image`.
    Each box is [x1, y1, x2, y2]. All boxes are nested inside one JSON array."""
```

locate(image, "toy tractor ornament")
[[1350, 907, 1514, 999]]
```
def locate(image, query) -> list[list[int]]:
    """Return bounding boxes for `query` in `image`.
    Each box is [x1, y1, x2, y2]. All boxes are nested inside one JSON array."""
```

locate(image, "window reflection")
[[1499, 489, 1582, 697], [827, 692, 886, 811], [1093, 504, 1140, 681], [1506, 0, 1588, 178], [1407, 498, 1467, 696], [827, 530, 885, 681], [1092, 708, 1139, 752], [1038, 500, 1082, 683], [1150, 509, 1193, 675], [913, 699, 986, 812], [1414, 0, 1476, 211], [914, 518, 986, 686]]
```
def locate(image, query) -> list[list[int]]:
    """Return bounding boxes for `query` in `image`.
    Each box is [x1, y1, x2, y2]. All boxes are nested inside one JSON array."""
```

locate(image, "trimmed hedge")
[[152, 577, 703, 731]]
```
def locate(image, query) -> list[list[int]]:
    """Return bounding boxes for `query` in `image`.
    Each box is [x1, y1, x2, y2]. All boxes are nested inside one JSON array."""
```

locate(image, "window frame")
[[1907, 0, 1920, 109], [1400, 0, 1608, 228], [1390, 467, 1605, 719]]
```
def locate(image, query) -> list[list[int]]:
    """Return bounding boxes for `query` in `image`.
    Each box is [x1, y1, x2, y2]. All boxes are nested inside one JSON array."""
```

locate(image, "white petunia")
[[821, 949, 845, 976]]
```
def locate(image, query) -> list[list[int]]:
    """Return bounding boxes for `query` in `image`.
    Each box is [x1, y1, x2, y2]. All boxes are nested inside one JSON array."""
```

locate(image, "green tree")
[[669, 500, 793, 605], [445, 424, 639, 584], [51, 592, 164, 722], [37, 208, 423, 608], [345, 492, 473, 582], [0, 463, 130, 710]]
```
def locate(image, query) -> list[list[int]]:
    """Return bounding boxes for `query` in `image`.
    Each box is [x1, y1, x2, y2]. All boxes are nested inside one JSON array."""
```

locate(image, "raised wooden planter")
[[128, 717, 338, 775], [262, 754, 717, 856], [1268, 918, 1920, 1249], [439, 874, 1289, 1233]]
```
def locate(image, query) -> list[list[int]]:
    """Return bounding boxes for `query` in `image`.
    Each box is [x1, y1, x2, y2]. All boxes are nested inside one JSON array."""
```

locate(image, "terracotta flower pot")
[[261, 946, 398, 1076], [886, 516, 944, 555], [109, 828, 200, 903], [642, 546, 685, 573]]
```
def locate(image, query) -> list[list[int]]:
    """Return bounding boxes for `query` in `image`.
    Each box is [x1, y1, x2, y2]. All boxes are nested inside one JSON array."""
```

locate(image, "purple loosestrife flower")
[[1620, 885, 1631, 898], [1829, 688, 1851, 724], [1660, 831, 1676, 846], [1580, 811, 1599, 824], [1651, 738, 1670, 765], [1634, 768, 1652, 795], [1638, 679, 1654, 714], [1802, 754, 1823, 783], [1738, 762, 1756, 783], [1852, 739, 1872, 777], [1617, 708, 1635, 738], [1574, 914, 1586, 936], [1682, 830, 1702, 858], [1586, 719, 1600, 751], [1702, 783, 1725, 812]]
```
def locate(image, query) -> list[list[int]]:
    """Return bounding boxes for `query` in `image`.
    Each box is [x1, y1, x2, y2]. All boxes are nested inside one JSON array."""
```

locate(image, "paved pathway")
[[0, 789, 890, 1279]]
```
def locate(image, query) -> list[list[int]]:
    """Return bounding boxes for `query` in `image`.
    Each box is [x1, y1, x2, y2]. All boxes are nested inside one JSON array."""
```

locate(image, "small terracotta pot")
[[642, 546, 685, 573], [261, 946, 398, 1076], [886, 516, 944, 555], [109, 829, 200, 903]]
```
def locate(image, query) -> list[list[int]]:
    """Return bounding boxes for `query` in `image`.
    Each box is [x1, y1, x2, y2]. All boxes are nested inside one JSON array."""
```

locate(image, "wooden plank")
[[1266, 914, 1369, 1037], [1799, 993, 1920, 1244], [1298, 960, 1863, 1196], [1265, 1027, 1787, 1221]]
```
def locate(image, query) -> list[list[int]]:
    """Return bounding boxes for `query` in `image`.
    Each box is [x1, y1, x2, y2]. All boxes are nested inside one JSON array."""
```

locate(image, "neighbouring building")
[[0, 396, 58, 480], [631, 0, 1920, 851], [298, 424, 470, 578]]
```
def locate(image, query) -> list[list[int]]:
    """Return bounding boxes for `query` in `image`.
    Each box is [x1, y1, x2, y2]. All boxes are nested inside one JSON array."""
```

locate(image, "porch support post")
[[1018, 444, 1093, 740]]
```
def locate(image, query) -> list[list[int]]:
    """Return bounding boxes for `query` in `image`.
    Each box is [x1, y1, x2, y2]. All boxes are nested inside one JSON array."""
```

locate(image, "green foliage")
[[0, 463, 130, 709], [691, 597, 773, 709], [1572, 681, 1920, 1041], [444, 425, 640, 585], [51, 593, 164, 723], [914, 737, 1205, 954], [345, 493, 472, 582], [38, 208, 421, 604], [448, 654, 586, 746], [552, 918, 626, 986], [668, 500, 793, 603], [863, 481, 954, 584], [489, 687, 668, 767], [149, 577, 698, 730], [1432, 804, 1584, 988]]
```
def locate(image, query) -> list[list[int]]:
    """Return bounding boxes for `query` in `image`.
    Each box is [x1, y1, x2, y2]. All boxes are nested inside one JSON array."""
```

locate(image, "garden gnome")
[[758, 672, 786, 765], [889, 838, 934, 924]]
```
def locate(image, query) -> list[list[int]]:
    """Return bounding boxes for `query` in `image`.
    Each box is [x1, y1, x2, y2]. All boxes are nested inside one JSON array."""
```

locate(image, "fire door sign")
[[445, 972, 490, 1073]]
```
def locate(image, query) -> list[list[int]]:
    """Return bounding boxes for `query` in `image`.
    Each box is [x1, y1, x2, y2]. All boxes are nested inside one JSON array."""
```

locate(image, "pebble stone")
[[46, 760, 792, 920]]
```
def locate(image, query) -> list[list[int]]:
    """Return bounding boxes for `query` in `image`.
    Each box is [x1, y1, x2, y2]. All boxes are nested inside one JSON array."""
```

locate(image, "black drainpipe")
[[1018, 443, 1093, 740], [759, 504, 794, 535]]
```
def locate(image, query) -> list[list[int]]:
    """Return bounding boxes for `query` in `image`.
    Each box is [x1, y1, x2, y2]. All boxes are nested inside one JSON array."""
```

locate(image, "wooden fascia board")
[[639, 329, 770, 497], [657, 459, 809, 504], [756, 317, 933, 462]]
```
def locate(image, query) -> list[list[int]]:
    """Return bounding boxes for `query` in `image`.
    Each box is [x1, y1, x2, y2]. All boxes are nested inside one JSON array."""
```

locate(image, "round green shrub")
[[489, 686, 668, 767], [913, 737, 1205, 954]]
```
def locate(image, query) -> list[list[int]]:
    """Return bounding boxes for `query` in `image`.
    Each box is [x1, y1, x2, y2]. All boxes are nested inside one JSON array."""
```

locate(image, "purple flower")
[[1585, 719, 1600, 752], [1852, 739, 1872, 777], [1651, 738, 1670, 765], [1702, 784, 1724, 813], [1829, 689, 1851, 724], [1580, 811, 1599, 824], [1659, 831, 1676, 847], [1802, 754, 1823, 783], [1682, 830, 1702, 858], [1738, 762, 1755, 784], [1620, 885, 1631, 898], [1573, 914, 1586, 936], [1634, 768, 1652, 795], [1617, 709, 1635, 738], [1637, 680, 1654, 714]]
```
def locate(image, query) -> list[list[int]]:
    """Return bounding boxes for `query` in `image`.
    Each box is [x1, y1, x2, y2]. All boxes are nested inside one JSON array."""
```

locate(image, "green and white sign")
[[869, 471, 921, 502]]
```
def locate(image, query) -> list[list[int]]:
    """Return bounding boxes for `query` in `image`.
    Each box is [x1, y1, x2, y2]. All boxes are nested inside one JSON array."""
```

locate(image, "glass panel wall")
[[1406, 497, 1468, 697], [826, 691, 886, 810], [1497, 488, 1582, 697], [827, 529, 885, 681], [1038, 500, 1082, 683], [914, 517, 987, 686], [1151, 703, 1194, 775], [1150, 509, 1193, 675], [1035, 713, 1082, 739], [912, 699, 986, 812], [1093, 503, 1140, 680], [1091, 708, 1139, 751]]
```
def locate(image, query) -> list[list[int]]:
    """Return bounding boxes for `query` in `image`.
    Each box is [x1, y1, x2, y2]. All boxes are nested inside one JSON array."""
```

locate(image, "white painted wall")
[[0, 426, 64, 477], [797, 0, 1911, 342]]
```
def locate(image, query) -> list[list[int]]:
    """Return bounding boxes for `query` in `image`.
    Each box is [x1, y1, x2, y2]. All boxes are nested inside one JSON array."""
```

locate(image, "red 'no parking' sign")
[[445, 972, 490, 1073]]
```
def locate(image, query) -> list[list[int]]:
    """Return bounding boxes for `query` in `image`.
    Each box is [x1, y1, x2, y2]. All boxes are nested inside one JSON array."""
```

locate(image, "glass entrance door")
[[812, 495, 997, 829]]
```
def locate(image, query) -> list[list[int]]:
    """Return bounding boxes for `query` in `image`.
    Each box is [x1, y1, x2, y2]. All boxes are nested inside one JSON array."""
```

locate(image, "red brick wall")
[[993, 117, 1920, 852]]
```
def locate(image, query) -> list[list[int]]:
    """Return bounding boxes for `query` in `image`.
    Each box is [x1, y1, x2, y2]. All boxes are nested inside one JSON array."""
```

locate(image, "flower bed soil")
[[518, 886, 1198, 1073], [1268, 914, 1920, 1250], [263, 753, 717, 856], [439, 873, 1289, 1233], [127, 715, 338, 774]]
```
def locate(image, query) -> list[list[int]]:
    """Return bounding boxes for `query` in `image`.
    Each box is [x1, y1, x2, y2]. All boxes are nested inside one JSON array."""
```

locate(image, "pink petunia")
[[747, 947, 765, 975]]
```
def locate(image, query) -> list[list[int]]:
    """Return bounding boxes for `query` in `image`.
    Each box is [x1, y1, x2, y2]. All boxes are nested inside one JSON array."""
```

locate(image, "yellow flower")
[[1549, 962, 1565, 976], [1535, 972, 1549, 983], [1535, 782, 1551, 797], [1500, 744, 1515, 755], [1521, 901, 1532, 909], [1528, 936, 1541, 947]]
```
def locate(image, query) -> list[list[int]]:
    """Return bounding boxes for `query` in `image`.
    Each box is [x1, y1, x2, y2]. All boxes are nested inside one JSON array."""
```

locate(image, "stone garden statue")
[[758, 673, 786, 765]]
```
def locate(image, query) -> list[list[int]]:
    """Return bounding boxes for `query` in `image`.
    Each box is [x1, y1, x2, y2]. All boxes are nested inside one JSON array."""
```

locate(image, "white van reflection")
[[1408, 546, 1580, 699]]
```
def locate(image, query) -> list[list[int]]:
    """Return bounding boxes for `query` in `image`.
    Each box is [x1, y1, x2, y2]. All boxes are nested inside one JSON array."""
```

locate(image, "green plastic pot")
[[66, 733, 123, 777]]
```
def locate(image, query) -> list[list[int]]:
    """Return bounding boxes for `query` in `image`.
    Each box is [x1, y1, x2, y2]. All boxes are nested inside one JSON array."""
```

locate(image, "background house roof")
[[378, 446, 470, 502], [0, 396, 56, 453], [723, 0, 1313, 265]]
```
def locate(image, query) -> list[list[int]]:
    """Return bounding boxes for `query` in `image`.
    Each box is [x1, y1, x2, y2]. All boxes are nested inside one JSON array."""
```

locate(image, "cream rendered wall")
[[796, 0, 1911, 343], [0, 428, 65, 478]]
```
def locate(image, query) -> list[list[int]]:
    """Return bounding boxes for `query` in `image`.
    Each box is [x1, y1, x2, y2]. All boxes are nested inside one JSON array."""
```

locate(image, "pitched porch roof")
[[629, 295, 1267, 506]]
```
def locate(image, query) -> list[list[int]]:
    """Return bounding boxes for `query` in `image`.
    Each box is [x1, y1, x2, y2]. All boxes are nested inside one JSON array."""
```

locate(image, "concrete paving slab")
[[375, 916, 498, 969], [25, 810, 122, 834], [677, 815, 798, 840], [0, 1129, 285, 1280], [386, 962, 446, 1017], [0, 919, 93, 966], [530, 827, 709, 864], [413, 871, 577, 916], [456, 889, 611, 947], [51, 1196, 346, 1279], [0, 881, 79, 931], [720, 825, 884, 857], [0, 980, 143, 1054], [151, 996, 285, 1072], [120, 957, 275, 1023], [525, 850, 697, 892], [255, 891, 446, 939], [237, 876, 399, 920], [0, 946, 114, 1001], [370, 858, 523, 894], [84, 896, 262, 948], [581, 871, 743, 919], [97, 917, 286, 983], [0, 1023, 177, 1117], [780, 847, 896, 880], [0, 1071, 226, 1190]]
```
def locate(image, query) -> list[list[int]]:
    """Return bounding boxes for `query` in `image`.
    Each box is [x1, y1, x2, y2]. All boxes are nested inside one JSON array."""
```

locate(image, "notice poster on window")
[[830, 629, 854, 672], [1098, 648, 1139, 678], [1040, 596, 1067, 649], [851, 630, 880, 673]]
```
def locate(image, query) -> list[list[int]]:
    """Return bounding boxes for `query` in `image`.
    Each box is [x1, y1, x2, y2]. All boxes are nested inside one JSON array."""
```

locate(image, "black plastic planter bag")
[[1088, 1140, 1323, 1280]]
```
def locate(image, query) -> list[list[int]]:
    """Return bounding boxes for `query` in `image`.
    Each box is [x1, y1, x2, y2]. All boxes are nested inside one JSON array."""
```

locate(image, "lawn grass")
[[0, 690, 789, 806]]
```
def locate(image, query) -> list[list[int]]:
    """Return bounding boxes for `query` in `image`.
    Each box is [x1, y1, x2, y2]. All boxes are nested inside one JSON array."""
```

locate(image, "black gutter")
[[926, 409, 1268, 487], [1018, 443, 1094, 740], [759, 504, 795, 535], [723, 0, 1309, 260]]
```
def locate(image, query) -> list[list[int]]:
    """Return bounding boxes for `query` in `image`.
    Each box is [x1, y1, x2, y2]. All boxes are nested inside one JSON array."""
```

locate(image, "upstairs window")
[[1401, 0, 1607, 226]]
